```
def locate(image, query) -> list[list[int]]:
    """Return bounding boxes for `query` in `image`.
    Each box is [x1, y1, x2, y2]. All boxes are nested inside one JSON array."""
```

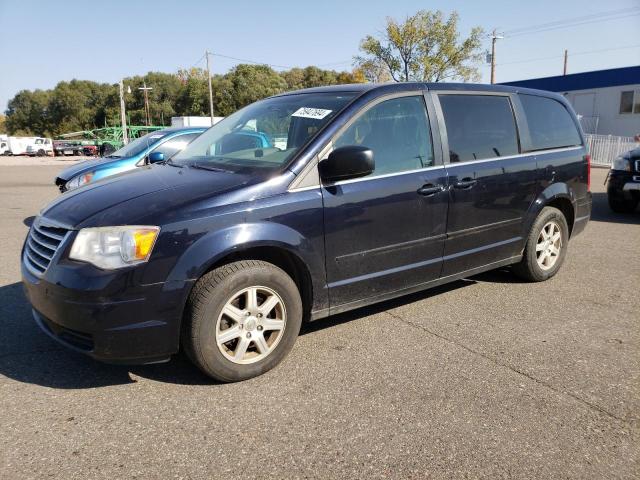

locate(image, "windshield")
[[172, 92, 357, 172], [107, 132, 168, 158]]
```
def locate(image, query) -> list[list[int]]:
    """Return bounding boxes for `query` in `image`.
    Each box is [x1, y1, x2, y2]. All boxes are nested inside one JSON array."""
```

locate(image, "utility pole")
[[563, 49, 568, 75], [138, 82, 153, 126], [205, 50, 214, 124], [490, 29, 503, 84], [119, 80, 129, 145]]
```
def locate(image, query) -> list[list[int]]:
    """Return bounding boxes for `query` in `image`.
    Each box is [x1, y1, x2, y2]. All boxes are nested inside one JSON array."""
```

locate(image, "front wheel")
[[182, 260, 302, 382], [513, 207, 569, 282]]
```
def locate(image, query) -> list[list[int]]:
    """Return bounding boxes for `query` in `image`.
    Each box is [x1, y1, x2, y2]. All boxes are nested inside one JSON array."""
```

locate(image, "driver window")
[[333, 95, 434, 177]]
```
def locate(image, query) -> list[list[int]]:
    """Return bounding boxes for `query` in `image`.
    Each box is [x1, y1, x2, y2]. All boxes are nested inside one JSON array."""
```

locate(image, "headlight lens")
[[66, 172, 94, 190], [69, 226, 160, 269], [611, 156, 631, 172]]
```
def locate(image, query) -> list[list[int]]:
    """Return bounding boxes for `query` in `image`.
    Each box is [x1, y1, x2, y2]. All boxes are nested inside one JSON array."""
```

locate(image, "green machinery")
[[57, 125, 164, 149]]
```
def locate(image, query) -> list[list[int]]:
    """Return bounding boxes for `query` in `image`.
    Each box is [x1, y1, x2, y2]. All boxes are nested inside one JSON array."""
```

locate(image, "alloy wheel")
[[535, 221, 562, 271], [215, 286, 287, 364]]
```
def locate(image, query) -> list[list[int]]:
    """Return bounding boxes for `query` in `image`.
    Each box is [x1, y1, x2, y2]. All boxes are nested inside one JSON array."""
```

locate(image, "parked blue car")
[[55, 127, 206, 192]]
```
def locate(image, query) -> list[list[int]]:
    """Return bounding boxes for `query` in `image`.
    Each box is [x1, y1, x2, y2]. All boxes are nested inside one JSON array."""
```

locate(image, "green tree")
[[280, 66, 364, 90], [175, 68, 210, 116], [5, 89, 51, 136], [0, 114, 6, 134], [355, 10, 483, 82], [214, 64, 288, 116]]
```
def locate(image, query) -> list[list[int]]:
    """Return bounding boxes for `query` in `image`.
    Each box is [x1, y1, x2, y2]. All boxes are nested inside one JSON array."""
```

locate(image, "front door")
[[434, 93, 539, 276], [321, 94, 449, 309]]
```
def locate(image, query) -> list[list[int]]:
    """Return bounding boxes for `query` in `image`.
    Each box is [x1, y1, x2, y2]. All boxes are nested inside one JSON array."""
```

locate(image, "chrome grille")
[[635, 159, 640, 173], [23, 219, 70, 275]]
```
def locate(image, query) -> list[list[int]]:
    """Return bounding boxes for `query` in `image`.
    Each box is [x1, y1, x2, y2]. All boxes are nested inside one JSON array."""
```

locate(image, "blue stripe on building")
[[500, 66, 640, 92]]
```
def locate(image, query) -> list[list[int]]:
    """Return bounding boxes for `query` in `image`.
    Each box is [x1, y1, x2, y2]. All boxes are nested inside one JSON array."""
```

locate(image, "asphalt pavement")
[[0, 164, 638, 479]]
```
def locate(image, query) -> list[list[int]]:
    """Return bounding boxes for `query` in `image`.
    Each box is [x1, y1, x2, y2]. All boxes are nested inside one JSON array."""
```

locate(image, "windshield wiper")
[[163, 158, 184, 168], [190, 163, 230, 173], [105, 155, 121, 159]]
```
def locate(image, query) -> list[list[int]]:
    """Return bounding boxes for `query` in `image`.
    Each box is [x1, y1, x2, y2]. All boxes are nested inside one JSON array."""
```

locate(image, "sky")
[[0, 0, 639, 111]]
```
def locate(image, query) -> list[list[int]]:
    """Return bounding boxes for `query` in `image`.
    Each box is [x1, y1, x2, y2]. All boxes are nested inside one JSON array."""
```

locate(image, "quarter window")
[[439, 95, 519, 163], [520, 94, 582, 151], [333, 95, 434, 176]]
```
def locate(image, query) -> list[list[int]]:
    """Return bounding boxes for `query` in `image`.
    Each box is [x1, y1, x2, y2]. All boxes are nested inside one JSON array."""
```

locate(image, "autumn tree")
[[355, 10, 483, 83]]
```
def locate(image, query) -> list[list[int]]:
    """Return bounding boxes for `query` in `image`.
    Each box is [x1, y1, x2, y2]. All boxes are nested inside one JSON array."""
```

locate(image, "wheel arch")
[[200, 244, 314, 322], [165, 222, 324, 327], [525, 182, 577, 238]]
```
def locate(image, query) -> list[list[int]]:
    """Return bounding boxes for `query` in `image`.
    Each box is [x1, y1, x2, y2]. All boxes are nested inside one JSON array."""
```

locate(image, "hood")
[[626, 147, 640, 160], [42, 164, 253, 227], [57, 158, 118, 181]]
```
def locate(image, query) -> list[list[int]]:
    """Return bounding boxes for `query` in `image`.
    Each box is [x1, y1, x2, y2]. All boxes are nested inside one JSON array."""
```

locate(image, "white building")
[[503, 66, 640, 137], [171, 116, 224, 128]]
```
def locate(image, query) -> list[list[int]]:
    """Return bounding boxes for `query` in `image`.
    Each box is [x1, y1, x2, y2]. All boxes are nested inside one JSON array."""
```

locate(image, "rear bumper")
[[22, 260, 193, 364], [572, 192, 592, 237]]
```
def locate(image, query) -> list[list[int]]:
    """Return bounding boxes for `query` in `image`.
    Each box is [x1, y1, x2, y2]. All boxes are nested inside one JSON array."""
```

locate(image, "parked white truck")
[[26, 137, 54, 156], [0, 136, 53, 156]]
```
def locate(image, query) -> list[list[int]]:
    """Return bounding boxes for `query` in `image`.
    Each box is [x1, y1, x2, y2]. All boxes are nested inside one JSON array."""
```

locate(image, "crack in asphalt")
[[384, 310, 630, 426]]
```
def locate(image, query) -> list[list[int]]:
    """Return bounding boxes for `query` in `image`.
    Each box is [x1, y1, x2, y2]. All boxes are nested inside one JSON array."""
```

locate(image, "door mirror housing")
[[148, 151, 165, 164], [319, 145, 374, 183]]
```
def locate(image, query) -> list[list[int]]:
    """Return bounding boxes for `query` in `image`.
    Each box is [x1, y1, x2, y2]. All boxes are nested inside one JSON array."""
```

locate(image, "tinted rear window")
[[439, 95, 519, 163], [520, 94, 582, 151]]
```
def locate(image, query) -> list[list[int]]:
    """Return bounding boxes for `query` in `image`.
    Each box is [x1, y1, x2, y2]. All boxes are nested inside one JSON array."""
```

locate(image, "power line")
[[209, 52, 294, 69], [503, 8, 640, 37], [189, 53, 206, 70], [496, 44, 640, 66], [208, 52, 354, 70]]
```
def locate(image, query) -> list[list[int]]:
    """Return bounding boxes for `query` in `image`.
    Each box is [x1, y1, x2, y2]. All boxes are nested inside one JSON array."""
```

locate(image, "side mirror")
[[319, 145, 374, 183], [148, 151, 165, 164]]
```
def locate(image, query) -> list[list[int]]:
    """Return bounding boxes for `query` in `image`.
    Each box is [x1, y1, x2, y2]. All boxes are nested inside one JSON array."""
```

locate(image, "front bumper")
[[607, 171, 640, 199], [21, 257, 193, 364]]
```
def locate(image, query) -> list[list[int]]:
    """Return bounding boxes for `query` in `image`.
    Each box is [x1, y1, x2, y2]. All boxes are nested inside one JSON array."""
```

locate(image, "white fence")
[[585, 134, 638, 166]]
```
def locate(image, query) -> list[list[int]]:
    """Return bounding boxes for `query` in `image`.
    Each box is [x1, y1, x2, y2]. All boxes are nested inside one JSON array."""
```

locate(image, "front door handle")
[[417, 184, 444, 196], [453, 178, 477, 189]]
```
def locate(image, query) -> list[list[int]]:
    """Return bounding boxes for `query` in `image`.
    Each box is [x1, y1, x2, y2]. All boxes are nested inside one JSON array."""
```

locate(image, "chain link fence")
[[584, 134, 638, 166]]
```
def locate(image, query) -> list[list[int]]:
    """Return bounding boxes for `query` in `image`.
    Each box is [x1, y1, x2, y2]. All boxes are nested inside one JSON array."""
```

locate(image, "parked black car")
[[22, 83, 591, 382], [607, 147, 640, 212]]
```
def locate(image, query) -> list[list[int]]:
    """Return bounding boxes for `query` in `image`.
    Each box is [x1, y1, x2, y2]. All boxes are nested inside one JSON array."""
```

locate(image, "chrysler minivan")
[[22, 82, 591, 382]]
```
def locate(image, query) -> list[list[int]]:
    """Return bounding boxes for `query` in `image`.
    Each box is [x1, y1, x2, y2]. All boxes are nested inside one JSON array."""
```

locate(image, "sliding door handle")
[[453, 178, 477, 189], [417, 184, 445, 196]]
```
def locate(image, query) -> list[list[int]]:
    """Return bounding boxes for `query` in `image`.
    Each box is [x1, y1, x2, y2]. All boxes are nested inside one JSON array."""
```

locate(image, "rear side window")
[[520, 94, 582, 151], [439, 95, 519, 163]]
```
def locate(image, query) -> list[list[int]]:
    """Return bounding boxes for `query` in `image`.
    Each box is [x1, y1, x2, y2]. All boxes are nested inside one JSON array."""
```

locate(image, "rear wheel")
[[513, 207, 569, 282], [182, 260, 302, 382]]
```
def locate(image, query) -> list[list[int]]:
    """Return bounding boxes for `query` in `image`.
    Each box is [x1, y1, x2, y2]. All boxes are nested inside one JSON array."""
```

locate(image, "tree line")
[[3, 10, 483, 137], [3, 66, 365, 137]]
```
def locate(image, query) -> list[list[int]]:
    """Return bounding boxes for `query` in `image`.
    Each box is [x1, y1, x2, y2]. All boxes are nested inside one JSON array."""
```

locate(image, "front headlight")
[[66, 172, 94, 190], [611, 156, 631, 172], [69, 226, 160, 269]]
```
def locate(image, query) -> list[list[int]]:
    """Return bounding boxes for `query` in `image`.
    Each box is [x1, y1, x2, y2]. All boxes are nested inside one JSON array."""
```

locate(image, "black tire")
[[513, 206, 569, 282], [37, 149, 45, 157], [182, 260, 302, 382], [608, 194, 638, 213]]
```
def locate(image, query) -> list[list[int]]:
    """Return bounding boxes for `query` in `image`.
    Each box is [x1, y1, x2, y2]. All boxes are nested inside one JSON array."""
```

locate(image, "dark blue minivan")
[[22, 83, 592, 382]]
